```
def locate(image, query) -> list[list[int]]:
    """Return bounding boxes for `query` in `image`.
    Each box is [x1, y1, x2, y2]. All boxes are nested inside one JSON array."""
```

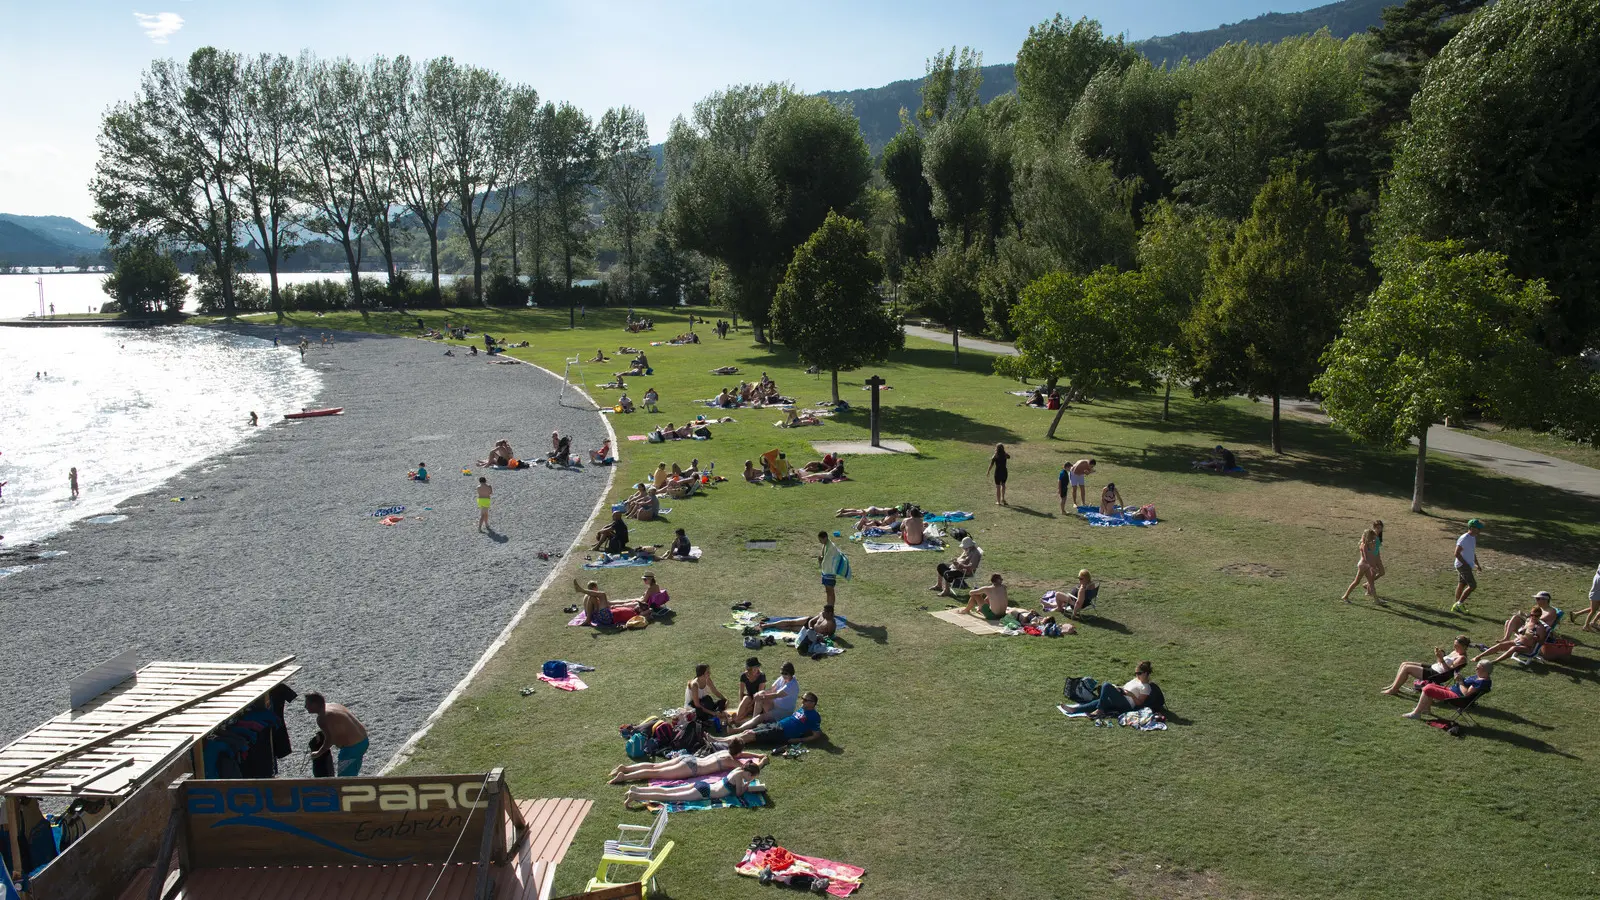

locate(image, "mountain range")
[[1, 0, 1388, 269]]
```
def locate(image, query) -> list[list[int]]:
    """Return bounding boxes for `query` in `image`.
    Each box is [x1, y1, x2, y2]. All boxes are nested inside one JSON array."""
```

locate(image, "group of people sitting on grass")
[[709, 374, 789, 409], [743, 451, 846, 485], [572, 573, 672, 627], [1022, 386, 1063, 409], [607, 659, 823, 808], [1378, 590, 1573, 720], [614, 351, 651, 379], [625, 316, 654, 333], [649, 418, 715, 441]]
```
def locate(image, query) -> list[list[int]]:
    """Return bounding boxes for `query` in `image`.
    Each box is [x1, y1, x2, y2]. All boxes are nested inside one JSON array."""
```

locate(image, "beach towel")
[[627, 434, 648, 441], [1118, 708, 1167, 731], [736, 846, 866, 897], [373, 505, 406, 517], [929, 607, 1009, 636], [647, 790, 768, 813], [863, 539, 944, 553], [537, 673, 588, 691], [1076, 506, 1158, 527], [567, 611, 590, 626], [924, 511, 974, 523], [584, 554, 653, 569], [665, 546, 704, 561]]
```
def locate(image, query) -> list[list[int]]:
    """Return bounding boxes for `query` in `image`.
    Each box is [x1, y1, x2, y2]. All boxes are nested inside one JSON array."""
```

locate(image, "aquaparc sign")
[[182, 775, 492, 866]]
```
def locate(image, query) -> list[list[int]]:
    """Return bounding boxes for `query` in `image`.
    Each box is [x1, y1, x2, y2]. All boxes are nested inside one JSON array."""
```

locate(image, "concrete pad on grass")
[[813, 439, 918, 456]]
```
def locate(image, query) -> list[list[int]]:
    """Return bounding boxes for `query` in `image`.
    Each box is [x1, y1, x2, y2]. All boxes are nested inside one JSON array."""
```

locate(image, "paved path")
[[903, 324, 1017, 356], [1281, 399, 1600, 500]]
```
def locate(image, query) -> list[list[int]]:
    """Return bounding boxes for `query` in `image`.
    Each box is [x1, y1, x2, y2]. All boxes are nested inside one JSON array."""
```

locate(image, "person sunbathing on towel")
[[837, 505, 901, 518], [711, 366, 739, 376], [931, 536, 982, 597], [622, 762, 764, 809], [1381, 635, 1471, 695], [1474, 617, 1547, 664], [723, 692, 822, 748], [802, 453, 840, 474], [799, 460, 846, 483], [485, 440, 514, 467], [857, 508, 902, 532], [573, 579, 646, 628], [961, 574, 1009, 619], [1402, 660, 1492, 718], [589, 349, 609, 362], [1007, 607, 1064, 630], [608, 738, 767, 784], [762, 604, 838, 638]]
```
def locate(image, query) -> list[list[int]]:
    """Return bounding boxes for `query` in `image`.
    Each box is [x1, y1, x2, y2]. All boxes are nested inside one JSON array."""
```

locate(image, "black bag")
[[1064, 677, 1099, 704], [1143, 682, 1165, 712]]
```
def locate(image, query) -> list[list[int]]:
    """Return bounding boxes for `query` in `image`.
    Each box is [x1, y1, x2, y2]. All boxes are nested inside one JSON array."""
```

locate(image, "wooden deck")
[[116, 798, 592, 900]]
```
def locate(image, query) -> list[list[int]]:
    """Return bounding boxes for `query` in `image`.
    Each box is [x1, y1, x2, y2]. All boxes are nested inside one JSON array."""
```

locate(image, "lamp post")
[[865, 374, 886, 448]]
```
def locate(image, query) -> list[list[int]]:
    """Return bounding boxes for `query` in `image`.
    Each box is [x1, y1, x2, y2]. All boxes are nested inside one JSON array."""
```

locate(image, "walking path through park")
[[1280, 399, 1600, 500], [903, 323, 1018, 356]]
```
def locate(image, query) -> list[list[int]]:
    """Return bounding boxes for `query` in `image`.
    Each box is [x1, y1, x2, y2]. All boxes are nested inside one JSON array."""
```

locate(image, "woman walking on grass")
[[988, 443, 1010, 506], [1340, 527, 1383, 603]]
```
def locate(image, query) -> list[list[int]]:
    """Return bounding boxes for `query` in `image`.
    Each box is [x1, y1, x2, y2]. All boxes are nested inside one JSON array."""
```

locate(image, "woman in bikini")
[[622, 762, 764, 809], [987, 443, 1010, 506], [1339, 528, 1381, 603], [608, 739, 767, 784]]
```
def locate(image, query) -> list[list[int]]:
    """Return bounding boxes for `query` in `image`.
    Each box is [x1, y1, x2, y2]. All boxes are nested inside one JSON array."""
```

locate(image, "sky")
[[0, 1, 1333, 224]]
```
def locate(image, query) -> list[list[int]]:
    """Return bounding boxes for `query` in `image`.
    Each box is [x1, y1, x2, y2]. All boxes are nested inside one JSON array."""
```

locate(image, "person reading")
[[1061, 661, 1153, 718]]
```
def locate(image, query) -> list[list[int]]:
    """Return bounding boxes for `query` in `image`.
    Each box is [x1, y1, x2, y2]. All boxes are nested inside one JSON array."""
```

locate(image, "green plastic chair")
[[587, 839, 675, 899]]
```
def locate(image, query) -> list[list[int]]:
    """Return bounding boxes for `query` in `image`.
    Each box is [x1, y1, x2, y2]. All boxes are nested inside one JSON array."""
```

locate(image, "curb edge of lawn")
[[381, 342, 619, 773]]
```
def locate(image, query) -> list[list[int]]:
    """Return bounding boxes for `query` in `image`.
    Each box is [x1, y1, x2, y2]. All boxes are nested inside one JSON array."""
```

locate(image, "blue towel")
[[1077, 506, 1158, 527], [925, 512, 974, 523], [583, 554, 654, 569]]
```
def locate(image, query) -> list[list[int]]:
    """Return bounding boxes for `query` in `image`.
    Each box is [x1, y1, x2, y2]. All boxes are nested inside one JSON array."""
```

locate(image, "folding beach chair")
[[597, 807, 669, 876], [589, 840, 675, 900], [1512, 609, 1565, 666], [1429, 684, 1491, 736]]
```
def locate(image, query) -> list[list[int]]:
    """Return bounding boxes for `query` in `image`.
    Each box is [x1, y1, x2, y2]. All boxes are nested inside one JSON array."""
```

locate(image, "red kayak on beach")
[[284, 407, 344, 419]]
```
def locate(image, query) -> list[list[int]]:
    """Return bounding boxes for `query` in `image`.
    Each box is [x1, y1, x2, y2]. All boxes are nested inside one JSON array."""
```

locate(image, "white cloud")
[[133, 12, 184, 44]]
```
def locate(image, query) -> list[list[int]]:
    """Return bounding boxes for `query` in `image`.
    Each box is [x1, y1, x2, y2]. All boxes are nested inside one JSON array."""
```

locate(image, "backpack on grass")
[[1065, 677, 1099, 704], [542, 660, 568, 679]]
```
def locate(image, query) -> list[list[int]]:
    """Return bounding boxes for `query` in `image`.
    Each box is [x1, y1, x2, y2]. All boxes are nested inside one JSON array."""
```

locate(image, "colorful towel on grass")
[[1076, 506, 1158, 527], [611, 502, 673, 515], [584, 554, 654, 569], [647, 790, 768, 813], [626, 434, 648, 441], [537, 673, 588, 691], [567, 611, 590, 626], [924, 511, 974, 523], [863, 538, 944, 553], [736, 847, 866, 897]]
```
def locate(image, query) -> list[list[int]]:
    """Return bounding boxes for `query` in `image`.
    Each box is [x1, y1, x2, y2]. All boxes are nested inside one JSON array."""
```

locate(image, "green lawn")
[[234, 306, 1600, 899]]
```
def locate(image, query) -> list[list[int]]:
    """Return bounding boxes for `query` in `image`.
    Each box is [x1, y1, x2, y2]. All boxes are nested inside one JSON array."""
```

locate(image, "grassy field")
[[227, 306, 1600, 899]]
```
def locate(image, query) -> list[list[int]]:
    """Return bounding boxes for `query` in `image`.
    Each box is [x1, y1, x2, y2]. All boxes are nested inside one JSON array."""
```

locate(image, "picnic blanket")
[[929, 607, 1009, 635], [537, 673, 588, 691], [584, 554, 654, 569], [647, 790, 769, 813], [612, 502, 673, 515], [736, 846, 866, 897], [863, 538, 944, 553], [924, 511, 974, 523], [1076, 505, 1158, 527]]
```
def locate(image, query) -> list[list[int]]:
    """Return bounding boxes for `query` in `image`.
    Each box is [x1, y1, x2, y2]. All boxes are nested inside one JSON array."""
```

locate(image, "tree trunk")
[[1271, 392, 1282, 454], [467, 235, 485, 307], [1162, 372, 1173, 421], [509, 188, 520, 279], [831, 369, 840, 405], [342, 239, 364, 308], [268, 262, 282, 320], [625, 227, 636, 316], [952, 329, 960, 365], [565, 248, 575, 329], [1412, 428, 1428, 513], [1046, 402, 1069, 439], [752, 323, 766, 344], [426, 223, 442, 306]]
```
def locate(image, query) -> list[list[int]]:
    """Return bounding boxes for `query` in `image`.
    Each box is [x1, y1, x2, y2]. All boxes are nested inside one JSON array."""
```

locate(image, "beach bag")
[[542, 660, 568, 680], [647, 431, 665, 443], [624, 615, 649, 629], [745, 636, 763, 650], [1043, 622, 1063, 637], [625, 732, 650, 760], [1143, 682, 1166, 712], [694, 426, 712, 438], [1065, 677, 1099, 704]]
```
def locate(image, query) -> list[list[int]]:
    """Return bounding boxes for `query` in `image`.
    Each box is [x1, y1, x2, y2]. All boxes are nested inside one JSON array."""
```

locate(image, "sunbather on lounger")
[[1381, 635, 1470, 695], [573, 579, 646, 628], [608, 739, 767, 784], [1066, 570, 1099, 619], [1402, 661, 1491, 718], [622, 763, 764, 809], [1474, 617, 1547, 664], [961, 574, 1009, 619]]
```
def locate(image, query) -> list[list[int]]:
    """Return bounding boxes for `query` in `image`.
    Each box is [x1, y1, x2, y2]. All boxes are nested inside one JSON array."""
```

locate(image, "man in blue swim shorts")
[[306, 692, 369, 777]]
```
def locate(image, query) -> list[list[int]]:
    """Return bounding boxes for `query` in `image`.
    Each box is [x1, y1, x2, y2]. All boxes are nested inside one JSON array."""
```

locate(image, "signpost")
[[865, 374, 886, 448]]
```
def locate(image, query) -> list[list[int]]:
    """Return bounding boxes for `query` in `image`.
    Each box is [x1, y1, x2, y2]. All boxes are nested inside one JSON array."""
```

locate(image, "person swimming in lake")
[[248, 411, 259, 426]]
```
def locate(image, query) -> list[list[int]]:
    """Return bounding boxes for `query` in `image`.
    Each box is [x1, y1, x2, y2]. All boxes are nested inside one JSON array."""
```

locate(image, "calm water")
[[0, 326, 320, 548]]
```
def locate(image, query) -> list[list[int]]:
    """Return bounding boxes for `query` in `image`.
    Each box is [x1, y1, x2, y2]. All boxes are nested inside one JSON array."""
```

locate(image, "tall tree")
[[1379, 0, 1600, 356], [597, 106, 657, 314], [1187, 171, 1360, 453], [1066, 59, 1186, 224], [771, 212, 903, 404], [1014, 15, 1138, 143], [881, 123, 939, 265], [356, 56, 408, 296], [539, 101, 600, 327], [1137, 200, 1229, 419], [102, 237, 189, 315], [295, 56, 370, 307], [1314, 240, 1555, 511], [995, 268, 1159, 438], [758, 94, 873, 257], [430, 59, 536, 304], [234, 53, 305, 317], [917, 46, 983, 130], [389, 56, 452, 304], [91, 49, 247, 315]]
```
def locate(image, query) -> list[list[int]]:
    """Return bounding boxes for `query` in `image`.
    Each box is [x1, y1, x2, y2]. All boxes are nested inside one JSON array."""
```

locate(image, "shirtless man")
[[1067, 459, 1095, 509], [762, 604, 838, 639], [305, 692, 369, 776], [901, 508, 927, 546], [476, 477, 492, 532], [68, 467, 80, 500], [961, 573, 1009, 620]]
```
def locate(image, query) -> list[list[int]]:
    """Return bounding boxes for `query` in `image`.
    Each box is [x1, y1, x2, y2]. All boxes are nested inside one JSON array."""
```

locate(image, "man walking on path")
[[476, 476, 493, 532], [1453, 519, 1484, 613], [305, 692, 369, 776], [68, 467, 79, 500]]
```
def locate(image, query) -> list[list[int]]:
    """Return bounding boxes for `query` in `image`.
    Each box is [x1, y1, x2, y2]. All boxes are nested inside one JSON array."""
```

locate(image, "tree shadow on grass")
[[888, 345, 1012, 377], [832, 406, 1021, 445], [1002, 504, 1057, 519], [1097, 401, 1600, 567]]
